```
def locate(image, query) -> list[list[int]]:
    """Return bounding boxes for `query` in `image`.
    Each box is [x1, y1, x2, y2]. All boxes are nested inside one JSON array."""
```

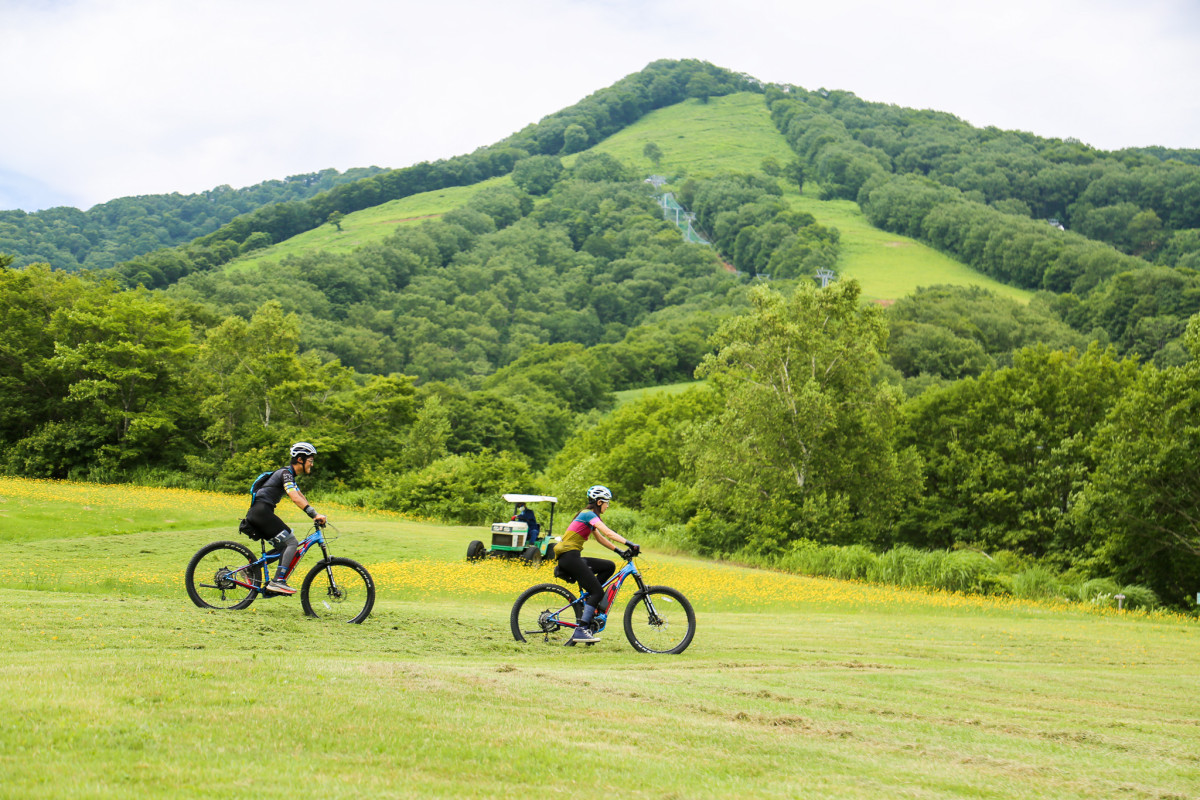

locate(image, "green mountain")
[[231, 93, 1029, 305]]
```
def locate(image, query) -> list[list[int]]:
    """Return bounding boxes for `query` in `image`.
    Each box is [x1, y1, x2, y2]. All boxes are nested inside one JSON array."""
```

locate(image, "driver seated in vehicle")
[[514, 503, 540, 543]]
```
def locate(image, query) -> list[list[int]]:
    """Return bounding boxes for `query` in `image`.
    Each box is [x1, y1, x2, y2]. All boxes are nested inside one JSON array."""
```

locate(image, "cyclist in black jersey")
[[246, 441, 328, 595]]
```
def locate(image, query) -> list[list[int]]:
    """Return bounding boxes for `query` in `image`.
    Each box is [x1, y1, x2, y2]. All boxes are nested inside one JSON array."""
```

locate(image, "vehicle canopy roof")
[[503, 493, 557, 504]]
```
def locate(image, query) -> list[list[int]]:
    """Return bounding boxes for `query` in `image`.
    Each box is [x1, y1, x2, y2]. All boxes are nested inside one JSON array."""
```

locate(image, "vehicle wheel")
[[185, 540, 261, 611], [623, 585, 695, 654], [301, 557, 375, 624], [520, 545, 542, 567], [510, 583, 579, 645], [541, 545, 557, 566], [466, 540, 486, 561]]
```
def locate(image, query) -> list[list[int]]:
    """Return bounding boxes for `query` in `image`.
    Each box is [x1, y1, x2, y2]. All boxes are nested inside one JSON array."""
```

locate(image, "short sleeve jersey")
[[253, 466, 298, 509], [556, 510, 601, 554]]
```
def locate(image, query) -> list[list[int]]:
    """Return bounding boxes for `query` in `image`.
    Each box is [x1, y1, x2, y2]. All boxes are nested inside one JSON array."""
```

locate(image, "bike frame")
[[229, 526, 330, 595], [556, 556, 652, 631]]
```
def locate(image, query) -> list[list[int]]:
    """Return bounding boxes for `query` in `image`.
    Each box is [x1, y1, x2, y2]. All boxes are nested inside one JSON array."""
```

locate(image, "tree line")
[[0, 168, 385, 272], [163, 164, 749, 386], [540, 280, 1200, 609], [0, 162, 757, 502], [763, 85, 1200, 367]]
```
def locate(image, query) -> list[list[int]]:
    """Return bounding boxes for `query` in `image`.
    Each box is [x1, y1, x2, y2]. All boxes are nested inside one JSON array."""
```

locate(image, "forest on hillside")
[[3, 59, 1200, 609], [766, 85, 1200, 367], [0, 167, 385, 272]]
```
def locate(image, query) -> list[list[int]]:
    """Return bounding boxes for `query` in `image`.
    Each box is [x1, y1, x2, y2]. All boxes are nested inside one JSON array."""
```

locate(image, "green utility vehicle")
[[467, 493, 558, 566]]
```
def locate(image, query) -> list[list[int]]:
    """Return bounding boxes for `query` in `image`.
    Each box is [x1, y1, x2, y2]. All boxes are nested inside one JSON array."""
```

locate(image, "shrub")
[[776, 538, 833, 576], [1076, 577, 1121, 603], [371, 451, 533, 525], [1117, 584, 1160, 610], [975, 572, 1014, 597], [682, 509, 745, 556], [935, 550, 998, 593], [1011, 566, 1061, 599], [876, 546, 925, 586], [645, 523, 691, 555], [828, 544, 878, 581]]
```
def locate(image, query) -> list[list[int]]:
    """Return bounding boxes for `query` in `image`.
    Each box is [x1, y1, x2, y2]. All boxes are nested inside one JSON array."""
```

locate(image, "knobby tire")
[[623, 585, 695, 654], [300, 557, 375, 624], [511, 583, 579, 645], [185, 540, 261, 611]]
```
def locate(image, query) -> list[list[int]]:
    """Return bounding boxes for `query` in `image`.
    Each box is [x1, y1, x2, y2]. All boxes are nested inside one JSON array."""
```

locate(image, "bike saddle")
[[553, 564, 575, 583]]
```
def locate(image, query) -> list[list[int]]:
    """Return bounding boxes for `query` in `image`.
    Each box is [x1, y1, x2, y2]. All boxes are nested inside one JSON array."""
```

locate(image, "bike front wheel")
[[300, 557, 375, 624], [623, 585, 695, 654], [511, 583, 579, 645], [185, 540, 261, 611]]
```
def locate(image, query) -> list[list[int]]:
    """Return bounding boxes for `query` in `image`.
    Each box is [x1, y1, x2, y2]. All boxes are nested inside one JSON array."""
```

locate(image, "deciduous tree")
[[688, 280, 920, 551]]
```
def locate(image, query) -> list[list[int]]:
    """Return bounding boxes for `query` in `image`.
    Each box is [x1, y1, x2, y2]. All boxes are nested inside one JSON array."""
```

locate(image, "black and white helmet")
[[586, 484, 612, 503], [290, 441, 318, 459]]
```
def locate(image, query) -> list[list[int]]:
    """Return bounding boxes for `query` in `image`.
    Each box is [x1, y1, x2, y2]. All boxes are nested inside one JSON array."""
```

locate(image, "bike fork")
[[318, 543, 343, 593], [632, 575, 660, 620]]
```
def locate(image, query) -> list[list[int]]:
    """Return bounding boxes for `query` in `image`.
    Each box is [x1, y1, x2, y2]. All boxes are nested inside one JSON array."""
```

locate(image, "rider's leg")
[[247, 503, 298, 591], [268, 530, 298, 581], [584, 557, 616, 612], [557, 550, 604, 623]]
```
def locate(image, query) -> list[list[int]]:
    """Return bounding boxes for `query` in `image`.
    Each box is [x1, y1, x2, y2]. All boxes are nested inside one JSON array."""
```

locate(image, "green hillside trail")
[[587, 92, 1030, 303], [228, 91, 1029, 304]]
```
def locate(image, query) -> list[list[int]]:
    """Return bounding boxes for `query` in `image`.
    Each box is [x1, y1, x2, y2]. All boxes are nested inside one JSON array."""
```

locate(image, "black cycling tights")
[[556, 549, 615, 612], [247, 502, 298, 579]]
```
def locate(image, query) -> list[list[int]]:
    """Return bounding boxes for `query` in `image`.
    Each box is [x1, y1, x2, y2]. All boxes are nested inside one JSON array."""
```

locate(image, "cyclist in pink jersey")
[[552, 484, 639, 646]]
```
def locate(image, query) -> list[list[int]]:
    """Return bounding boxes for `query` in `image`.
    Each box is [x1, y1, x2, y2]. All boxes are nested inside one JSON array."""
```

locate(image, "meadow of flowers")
[[2, 476, 1194, 624], [365, 556, 1195, 622]]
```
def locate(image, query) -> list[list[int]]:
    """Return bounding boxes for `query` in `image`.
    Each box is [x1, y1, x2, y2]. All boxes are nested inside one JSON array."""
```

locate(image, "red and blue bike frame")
[[233, 526, 331, 595], [556, 555, 651, 632]]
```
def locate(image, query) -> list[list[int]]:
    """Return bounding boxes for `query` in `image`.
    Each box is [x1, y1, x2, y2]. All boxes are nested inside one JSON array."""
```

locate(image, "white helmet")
[[290, 441, 318, 459], [586, 484, 612, 503]]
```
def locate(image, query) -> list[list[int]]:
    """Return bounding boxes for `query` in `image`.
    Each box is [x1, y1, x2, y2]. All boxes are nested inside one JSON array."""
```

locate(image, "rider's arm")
[[592, 519, 628, 549], [285, 482, 327, 526]]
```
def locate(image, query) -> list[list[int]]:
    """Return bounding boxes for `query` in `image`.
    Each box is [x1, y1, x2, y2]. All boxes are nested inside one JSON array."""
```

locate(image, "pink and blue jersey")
[[556, 510, 600, 553]]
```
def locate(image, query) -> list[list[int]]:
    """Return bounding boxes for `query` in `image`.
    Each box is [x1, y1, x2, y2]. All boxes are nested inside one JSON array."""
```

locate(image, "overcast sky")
[[4, 0, 1199, 212]]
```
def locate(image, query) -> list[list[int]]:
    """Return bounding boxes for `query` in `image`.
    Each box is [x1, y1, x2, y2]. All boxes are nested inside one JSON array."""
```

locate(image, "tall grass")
[[716, 536, 1163, 611]]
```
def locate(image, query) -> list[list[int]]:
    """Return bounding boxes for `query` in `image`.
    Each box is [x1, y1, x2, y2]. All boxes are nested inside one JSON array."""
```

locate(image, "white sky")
[[3, 0, 1199, 211]]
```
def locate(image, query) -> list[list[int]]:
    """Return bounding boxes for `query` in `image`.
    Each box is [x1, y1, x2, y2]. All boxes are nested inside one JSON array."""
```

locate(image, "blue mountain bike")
[[184, 523, 375, 624], [510, 549, 695, 654]]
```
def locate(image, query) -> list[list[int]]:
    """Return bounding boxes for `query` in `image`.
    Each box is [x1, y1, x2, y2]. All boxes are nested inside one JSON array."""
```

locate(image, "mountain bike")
[[184, 523, 375, 624], [510, 549, 695, 654]]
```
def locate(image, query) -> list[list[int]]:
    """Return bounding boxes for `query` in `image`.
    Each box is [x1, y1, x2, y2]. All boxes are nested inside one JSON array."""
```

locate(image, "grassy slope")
[[2, 478, 1198, 799], [224, 176, 512, 275], [579, 92, 799, 177], [222, 93, 1027, 303], [587, 93, 1032, 303], [788, 193, 1032, 303], [613, 379, 704, 406]]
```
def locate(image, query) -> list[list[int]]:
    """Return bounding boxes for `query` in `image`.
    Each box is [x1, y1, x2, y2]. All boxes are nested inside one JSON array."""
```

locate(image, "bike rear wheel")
[[510, 583, 579, 645], [185, 540, 261, 610], [623, 585, 695, 654], [300, 557, 375, 624]]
